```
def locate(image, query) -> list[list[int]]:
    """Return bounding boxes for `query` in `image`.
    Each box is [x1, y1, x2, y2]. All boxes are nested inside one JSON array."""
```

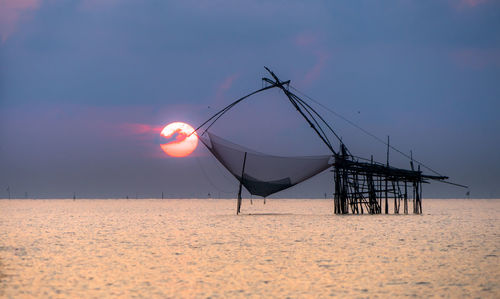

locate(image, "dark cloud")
[[1, 0, 499, 198]]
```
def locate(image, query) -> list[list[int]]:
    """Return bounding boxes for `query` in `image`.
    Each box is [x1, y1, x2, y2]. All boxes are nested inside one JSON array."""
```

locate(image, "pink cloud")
[[0, 0, 121, 42], [294, 32, 318, 47], [215, 73, 239, 103], [79, 0, 120, 12], [459, 0, 489, 7], [219, 73, 239, 91], [112, 121, 208, 159], [293, 32, 331, 87], [0, 0, 40, 42], [2, 103, 208, 160], [452, 0, 492, 10], [451, 48, 500, 69], [302, 50, 330, 87], [117, 123, 162, 136]]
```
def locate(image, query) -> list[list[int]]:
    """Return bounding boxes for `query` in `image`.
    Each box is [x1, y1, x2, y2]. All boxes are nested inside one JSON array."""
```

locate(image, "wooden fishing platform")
[[194, 67, 465, 215], [332, 145, 448, 214]]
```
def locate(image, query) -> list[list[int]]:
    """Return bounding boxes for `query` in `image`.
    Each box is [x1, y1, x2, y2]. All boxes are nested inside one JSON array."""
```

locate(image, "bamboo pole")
[[236, 152, 248, 215], [404, 181, 408, 214]]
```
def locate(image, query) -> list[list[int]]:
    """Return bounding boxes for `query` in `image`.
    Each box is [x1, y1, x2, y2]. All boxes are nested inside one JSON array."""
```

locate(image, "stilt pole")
[[404, 181, 408, 214], [237, 152, 248, 215], [385, 136, 389, 214]]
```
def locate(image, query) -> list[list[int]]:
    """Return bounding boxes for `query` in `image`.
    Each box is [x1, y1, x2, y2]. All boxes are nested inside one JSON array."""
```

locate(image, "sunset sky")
[[1, 0, 499, 198]]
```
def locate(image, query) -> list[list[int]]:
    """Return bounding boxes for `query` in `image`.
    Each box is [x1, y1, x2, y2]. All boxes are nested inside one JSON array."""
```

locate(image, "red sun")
[[160, 122, 198, 157]]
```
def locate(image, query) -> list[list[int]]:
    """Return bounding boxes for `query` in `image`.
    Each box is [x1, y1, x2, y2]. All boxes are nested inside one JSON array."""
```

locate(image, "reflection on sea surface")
[[0, 199, 499, 298]]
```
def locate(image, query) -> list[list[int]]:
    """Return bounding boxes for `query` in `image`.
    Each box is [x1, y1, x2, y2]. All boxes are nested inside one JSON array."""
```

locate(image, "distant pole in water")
[[73, 192, 76, 200]]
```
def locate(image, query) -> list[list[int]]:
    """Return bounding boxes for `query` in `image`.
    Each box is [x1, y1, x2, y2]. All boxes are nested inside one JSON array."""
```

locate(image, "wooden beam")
[[236, 152, 248, 215]]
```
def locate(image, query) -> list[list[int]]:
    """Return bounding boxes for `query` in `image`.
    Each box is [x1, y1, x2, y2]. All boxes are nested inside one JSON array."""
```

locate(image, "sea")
[[0, 198, 499, 298]]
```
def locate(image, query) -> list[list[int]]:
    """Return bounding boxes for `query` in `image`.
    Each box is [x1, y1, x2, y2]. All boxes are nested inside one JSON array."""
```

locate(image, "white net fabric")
[[201, 132, 333, 197]]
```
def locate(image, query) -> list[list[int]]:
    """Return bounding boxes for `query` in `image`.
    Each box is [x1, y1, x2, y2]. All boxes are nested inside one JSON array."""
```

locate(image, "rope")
[[195, 156, 235, 194], [290, 86, 444, 177]]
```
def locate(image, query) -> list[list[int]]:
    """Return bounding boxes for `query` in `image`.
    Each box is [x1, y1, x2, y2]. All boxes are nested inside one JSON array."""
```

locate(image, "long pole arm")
[[264, 67, 338, 155], [192, 80, 290, 136]]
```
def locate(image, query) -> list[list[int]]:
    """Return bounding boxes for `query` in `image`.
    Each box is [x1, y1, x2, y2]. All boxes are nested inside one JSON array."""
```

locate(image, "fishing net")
[[201, 132, 333, 197]]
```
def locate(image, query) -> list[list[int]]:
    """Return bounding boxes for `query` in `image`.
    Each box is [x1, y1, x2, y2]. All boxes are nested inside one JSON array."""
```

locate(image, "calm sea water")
[[0, 199, 499, 298]]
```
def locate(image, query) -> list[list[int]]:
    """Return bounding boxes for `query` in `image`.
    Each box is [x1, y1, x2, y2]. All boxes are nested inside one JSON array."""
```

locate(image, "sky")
[[1, 0, 499, 199]]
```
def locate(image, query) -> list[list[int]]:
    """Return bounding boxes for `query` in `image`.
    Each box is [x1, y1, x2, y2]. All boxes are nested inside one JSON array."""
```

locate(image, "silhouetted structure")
[[331, 144, 445, 214], [195, 68, 465, 215]]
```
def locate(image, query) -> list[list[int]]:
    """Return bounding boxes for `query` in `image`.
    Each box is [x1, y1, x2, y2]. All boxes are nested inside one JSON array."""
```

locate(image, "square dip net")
[[201, 132, 333, 197]]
